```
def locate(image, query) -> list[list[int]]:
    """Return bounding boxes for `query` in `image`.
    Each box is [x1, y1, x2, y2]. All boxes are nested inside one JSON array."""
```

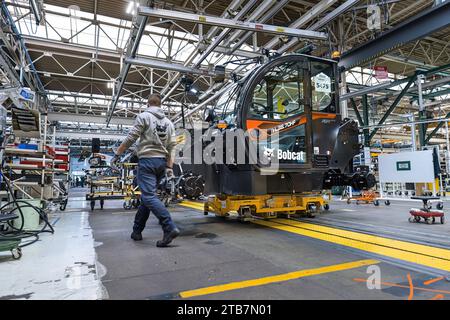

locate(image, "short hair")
[[148, 94, 161, 106]]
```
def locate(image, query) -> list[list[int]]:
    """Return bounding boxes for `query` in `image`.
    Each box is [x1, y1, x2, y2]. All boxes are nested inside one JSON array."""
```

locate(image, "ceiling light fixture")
[[126, 1, 139, 15]]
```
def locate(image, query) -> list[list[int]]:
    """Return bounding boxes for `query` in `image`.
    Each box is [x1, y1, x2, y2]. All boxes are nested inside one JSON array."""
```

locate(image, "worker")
[[111, 94, 179, 247]]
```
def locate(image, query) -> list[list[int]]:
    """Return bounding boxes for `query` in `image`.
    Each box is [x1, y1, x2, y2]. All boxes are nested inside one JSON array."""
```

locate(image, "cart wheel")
[[426, 217, 433, 225], [346, 198, 351, 204], [441, 216, 445, 224], [408, 216, 415, 223], [123, 201, 132, 210], [373, 200, 380, 206], [11, 247, 22, 260], [415, 216, 421, 223], [60, 199, 68, 211], [90, 200, 95, 211], [323, 204, 330, 211], [306, 204, 316, 218], [385, 200, 391, 206], [437, 203, 444, 210], [100, 199, 104, 210]]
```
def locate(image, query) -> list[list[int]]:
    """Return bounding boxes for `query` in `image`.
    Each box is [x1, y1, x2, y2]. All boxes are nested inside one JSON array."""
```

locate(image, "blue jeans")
[[133, 158, 177, 234]]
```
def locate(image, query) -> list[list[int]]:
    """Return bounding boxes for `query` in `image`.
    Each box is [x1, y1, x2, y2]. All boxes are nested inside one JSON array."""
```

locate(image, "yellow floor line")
[[274, 218, 450, 261], [179, 202, 204, 211], [254, 220, 450, 272], [179, 259, 378, 298], [180, 200, 450, 271]]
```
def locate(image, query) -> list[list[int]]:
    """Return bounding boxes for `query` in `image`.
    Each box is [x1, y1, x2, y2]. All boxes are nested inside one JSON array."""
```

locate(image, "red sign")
[[374, 66, 388, 79]]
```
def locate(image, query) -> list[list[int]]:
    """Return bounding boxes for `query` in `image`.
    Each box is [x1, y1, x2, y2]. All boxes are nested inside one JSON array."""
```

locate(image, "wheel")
[[441, 216, 445, 224], [426, 217, 433, 225], [123, 201, 132, 210], [373, 200, 379, 206], [100, 199, 104, 209], [432, 217, 436, 224], [90, 200, 95, 210], [385, 200, 391, 206], [347, 198, 351, 204], [60, 198, 68, 211], [11, 247, 22, 260], [306, 204, 316, 218], [415, 216, 421, 222], [323, 204, 330, 211], [409, 216, 415, 223], [437, 203, 444, 210]]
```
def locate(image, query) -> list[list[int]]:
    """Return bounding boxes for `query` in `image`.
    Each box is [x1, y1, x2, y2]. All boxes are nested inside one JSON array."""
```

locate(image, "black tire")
[[373, 200, 379, 206], [323, 204, 330, 211], [385, 200, 390, 206], [441, 216, 445, 224], [60, 199, 68, 211], [408, 216, 415, 223], [123, 201, 132, 210], [415, 216, 421, 222], [90, 200, 95, 211], [346, 198, 351, 204], [11, 248, 22, 260]]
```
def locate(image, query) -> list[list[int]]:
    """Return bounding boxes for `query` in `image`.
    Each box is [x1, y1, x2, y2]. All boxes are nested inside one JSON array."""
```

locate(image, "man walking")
[[112, 94, 180, 247]]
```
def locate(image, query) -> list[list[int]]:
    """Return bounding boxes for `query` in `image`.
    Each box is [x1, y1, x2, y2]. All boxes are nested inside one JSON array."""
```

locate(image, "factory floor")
[[1, 187, 450, 300]]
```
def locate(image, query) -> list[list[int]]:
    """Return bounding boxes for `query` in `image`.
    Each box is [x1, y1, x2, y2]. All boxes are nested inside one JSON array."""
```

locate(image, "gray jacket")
[[122, 106, 176, 160]]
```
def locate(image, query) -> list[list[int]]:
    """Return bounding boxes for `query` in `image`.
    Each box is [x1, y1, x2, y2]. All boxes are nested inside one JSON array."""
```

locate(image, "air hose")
[[0, 171, 55, 248]]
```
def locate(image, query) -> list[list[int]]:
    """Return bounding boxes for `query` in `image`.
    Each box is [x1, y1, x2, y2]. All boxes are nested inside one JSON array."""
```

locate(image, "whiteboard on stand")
[[378, 150, 435, 183]]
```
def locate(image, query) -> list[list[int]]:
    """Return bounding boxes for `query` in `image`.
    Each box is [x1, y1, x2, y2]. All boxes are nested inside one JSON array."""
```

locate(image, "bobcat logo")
[[263, 146, 274, 158]]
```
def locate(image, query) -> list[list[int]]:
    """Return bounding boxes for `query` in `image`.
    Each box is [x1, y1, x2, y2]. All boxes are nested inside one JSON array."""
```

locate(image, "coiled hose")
[[0, 171, 55, 248]]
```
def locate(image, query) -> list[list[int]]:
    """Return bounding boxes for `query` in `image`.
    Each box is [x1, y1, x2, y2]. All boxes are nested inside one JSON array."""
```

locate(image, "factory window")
[[310, 61, 336, 113], [249, 61, 305, 120]]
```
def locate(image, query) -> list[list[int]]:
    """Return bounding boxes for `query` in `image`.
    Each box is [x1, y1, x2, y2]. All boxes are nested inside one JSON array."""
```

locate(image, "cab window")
[[250, 61, 305, 120], [310, 61, 336, 113]]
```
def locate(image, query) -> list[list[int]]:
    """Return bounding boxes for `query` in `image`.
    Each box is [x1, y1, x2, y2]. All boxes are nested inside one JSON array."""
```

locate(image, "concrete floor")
[[1, 188, 450, 300]]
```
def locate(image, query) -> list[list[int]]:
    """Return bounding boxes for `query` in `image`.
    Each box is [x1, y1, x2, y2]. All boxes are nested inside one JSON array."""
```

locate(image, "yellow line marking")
[[179, 259, 378, 298], [181, 201, 450, 271], [180, 201, 204, 211], [254, 220, 450, 272], [274, 219, 450, 261]]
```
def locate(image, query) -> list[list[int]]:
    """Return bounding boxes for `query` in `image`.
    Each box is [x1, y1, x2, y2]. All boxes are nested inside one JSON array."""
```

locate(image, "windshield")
[[249, 61, 305, 120]]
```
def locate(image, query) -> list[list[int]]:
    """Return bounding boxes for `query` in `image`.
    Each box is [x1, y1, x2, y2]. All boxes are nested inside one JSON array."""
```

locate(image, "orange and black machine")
[[182, 54, 375, 219]]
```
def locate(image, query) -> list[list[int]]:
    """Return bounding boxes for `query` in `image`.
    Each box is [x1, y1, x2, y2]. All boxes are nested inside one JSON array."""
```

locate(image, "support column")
[[362, 95, 370, 147], [417, 74, 426, 147]]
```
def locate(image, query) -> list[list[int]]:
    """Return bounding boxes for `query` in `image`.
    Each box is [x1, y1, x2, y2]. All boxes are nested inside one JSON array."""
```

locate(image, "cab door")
[[240, 57, 314, 172]]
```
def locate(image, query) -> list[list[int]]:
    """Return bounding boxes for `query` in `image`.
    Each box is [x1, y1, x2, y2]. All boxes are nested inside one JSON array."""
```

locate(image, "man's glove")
[[166, 167, 174, 178], [111, 154, 120, 166]]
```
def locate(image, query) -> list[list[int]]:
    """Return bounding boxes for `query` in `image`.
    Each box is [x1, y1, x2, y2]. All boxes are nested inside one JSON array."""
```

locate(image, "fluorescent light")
[[126, 1, 139, 15]]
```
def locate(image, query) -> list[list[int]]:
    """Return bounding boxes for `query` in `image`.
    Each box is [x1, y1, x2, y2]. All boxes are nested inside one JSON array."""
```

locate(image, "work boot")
[[131, 231, 143, 241], [156, 228, 180, 247]]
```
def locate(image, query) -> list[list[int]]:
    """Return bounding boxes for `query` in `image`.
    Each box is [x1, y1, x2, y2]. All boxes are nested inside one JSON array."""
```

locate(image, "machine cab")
[[216, 54, 350, 172]]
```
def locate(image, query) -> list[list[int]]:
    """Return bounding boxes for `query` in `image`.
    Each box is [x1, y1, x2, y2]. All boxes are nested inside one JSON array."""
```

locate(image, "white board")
[[378, 150, 434, 183]]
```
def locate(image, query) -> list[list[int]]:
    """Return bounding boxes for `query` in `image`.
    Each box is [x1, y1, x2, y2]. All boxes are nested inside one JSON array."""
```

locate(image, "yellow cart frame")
[[204, 193, 330, 220]]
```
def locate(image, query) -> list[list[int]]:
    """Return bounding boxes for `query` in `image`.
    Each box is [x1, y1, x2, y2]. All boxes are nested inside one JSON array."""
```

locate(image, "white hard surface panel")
[[378, 150, 434, 183]]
